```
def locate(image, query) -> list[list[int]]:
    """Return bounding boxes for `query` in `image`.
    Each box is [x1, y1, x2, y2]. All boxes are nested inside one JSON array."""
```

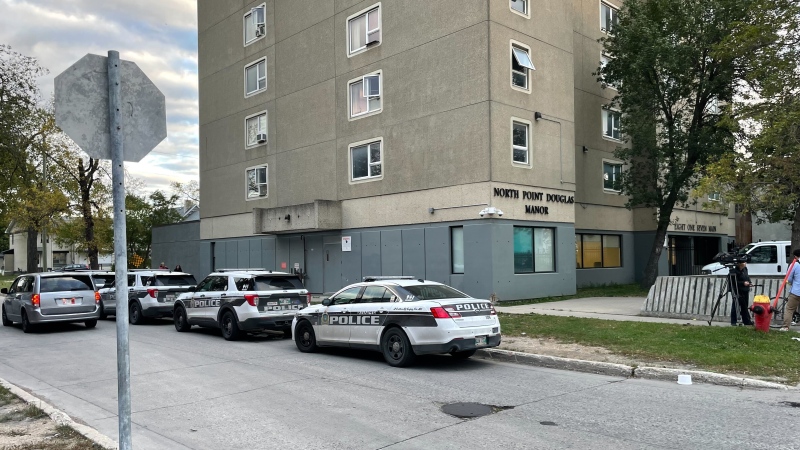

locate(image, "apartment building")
[[153, 0, 733, 300]]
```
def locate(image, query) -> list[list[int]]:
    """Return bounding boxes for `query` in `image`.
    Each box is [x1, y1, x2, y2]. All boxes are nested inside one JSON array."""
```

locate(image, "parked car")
[[173, 269, 310, 341], [99, 270, 197, 323], [292, 277, 501, 367], [702, 241, 793, 276], [1, 272, 101, 333]]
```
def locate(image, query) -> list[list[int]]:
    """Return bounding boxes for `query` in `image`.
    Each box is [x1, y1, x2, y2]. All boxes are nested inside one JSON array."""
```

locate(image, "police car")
[[100, 270, 197, 323], [292, 277, 501, 367], [172, 269, 310, 341]]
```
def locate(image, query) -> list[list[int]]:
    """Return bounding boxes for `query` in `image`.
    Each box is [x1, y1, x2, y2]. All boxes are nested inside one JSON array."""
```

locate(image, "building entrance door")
[[323, 243, 341, 294]]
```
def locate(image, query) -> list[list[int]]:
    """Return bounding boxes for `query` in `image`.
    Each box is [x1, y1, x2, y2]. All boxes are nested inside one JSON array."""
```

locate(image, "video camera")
[[713, 251, 751, 267]]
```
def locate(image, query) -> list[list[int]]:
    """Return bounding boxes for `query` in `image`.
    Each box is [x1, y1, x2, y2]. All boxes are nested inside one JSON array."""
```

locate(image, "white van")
[[701, 241, 794, 276]]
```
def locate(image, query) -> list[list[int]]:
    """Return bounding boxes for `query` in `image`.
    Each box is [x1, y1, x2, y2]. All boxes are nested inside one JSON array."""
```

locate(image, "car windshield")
[[252, 276, 304, 291], [400, 285, 469, 300], [153, 275, 197, 286], [92, 274, 115, 288], [40, 276, 94, 293]]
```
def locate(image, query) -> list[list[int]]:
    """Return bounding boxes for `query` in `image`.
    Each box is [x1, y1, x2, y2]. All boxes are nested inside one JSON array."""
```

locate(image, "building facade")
[[157, 0, 734, 300]]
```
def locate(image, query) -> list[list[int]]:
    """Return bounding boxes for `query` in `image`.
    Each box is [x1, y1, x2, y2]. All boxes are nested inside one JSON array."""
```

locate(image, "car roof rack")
[[363, 276, 417, 282], [130, 268, 170, 272], [217, 268, 268, 272]]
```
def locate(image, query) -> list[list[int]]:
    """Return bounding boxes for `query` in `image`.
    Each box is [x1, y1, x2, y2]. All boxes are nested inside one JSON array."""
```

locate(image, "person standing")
[[729, 260, 753, 326], [779, 249, 800, 332]]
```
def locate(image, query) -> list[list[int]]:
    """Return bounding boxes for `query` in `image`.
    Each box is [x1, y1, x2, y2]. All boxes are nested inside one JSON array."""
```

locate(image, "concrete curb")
[[476, 349, 793, 391], [0, 378, 118, 449]]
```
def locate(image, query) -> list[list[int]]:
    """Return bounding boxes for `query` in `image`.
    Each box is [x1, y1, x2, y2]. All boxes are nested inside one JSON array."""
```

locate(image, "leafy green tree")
[[600, 0, 777, 287], [125, 191, 182, 267]]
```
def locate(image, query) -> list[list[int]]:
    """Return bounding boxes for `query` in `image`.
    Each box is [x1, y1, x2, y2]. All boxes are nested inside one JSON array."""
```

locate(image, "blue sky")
[[1, 0, 199, 194]]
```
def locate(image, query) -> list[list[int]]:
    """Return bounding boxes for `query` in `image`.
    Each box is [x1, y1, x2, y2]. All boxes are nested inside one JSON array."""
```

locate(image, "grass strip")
[[500, 283, 649, 306], [499, 313, 800, 384]]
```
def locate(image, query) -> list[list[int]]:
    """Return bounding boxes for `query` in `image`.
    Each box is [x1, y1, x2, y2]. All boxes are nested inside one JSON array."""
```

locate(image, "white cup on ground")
[[677, 374, 692, 385]]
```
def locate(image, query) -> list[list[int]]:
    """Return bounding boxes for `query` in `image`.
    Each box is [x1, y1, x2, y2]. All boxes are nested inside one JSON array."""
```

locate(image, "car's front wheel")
[[85, 319, 98, 329], [381, 328, 416, 367], [174, 306, 191, 332], [220, 311, 241, 341], [129, 302, 144, 325], [294, 321, 317, 352], [1, 305, 11, 326]]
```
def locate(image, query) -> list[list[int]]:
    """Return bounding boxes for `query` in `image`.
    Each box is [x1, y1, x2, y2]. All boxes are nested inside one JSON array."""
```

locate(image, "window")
[[243, 4, 266, 45], [348, 71, 382, 118], [246, 165, 268, 200], [451, 227, 464, 274], [244, 58, 267, 97], [708, 192, 721, 202], [749, 246, 777, 264], [350, 139, 383, 182], [360, 286, 394, 303], [601, 2, 618, 33], [514, 227, 555, 273], [603, 161, 622, 191], [245, 112, 267, 147], [511, 43, 535, 90], [600, 54, 616, 89], [347, 4, 381, 56], [512, 119, 530, 165], [602, 108, 621, 140], [576, 234, 621, 268], [510, 0, 529, 17], [331, 287, 363, 305]]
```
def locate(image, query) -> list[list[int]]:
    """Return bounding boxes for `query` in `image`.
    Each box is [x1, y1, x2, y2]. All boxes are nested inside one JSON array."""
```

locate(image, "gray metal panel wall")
[[381, 230, 402, 275], [424, 226, 451, 284], [361, 231, 381, 277], [304, 235, 324, 293], [151, 221, 204, 281], [341, 232, 362, 285], [575, 232, 636, 287], [462, 223, 494, 299], [402, 229, 425, 278], [260, 238, 277, 271], [225, 241, 237, 269], [237, 240, 249, 269]]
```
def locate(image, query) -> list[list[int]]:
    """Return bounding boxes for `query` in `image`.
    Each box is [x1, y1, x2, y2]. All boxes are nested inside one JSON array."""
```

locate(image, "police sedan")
[[292, 277, 501, 367]]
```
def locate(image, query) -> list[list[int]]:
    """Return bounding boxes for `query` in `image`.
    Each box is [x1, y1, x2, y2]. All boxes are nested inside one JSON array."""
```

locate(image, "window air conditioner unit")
[[256, 133, 267, 143]]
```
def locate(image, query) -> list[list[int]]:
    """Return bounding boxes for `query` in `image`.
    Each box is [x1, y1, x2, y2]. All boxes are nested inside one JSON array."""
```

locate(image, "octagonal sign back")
[[55, 53, 167, 162]]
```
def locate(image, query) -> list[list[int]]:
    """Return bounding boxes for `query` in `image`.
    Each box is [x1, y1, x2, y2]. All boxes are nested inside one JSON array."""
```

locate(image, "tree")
[[600, 0, 769, 288], [125, 191, 182, 267]]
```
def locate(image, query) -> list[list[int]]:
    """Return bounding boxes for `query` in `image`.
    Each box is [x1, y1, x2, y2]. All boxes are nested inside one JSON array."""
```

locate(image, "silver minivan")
[[1, 272, 101, 333]]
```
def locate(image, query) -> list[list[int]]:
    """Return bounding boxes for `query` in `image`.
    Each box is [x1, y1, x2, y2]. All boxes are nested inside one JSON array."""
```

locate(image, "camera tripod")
[[708, 267, 747, 326]]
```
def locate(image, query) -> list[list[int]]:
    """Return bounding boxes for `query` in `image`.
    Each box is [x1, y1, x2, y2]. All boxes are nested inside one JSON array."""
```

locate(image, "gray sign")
[[54, 53, 167, 162]]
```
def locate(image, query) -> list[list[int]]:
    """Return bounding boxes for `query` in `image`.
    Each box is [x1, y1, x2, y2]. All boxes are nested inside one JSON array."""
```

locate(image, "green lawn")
[[499, 313, 800, 384], [501, 283, 649, 306], [0, 274, 15, 290]]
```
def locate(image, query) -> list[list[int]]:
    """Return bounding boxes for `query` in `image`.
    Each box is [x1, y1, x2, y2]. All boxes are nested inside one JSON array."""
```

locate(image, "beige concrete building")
[[153, 0, 733, 300]]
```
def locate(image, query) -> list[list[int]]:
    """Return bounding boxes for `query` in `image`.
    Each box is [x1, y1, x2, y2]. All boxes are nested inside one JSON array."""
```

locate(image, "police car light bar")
[[217, 268, 268, 272], [363, 276, 417, 282]]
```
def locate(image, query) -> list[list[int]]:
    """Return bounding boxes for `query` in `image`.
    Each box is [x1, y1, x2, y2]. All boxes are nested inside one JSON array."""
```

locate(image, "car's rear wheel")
[[381, 328, 416, 367], [220, 311, 241, 341], [20, 310, 33, 334], [174, 306, 191, 332], [294, 321, 317, 352], [85, 319, 98, 329], [129, 302, 144, 325], [1, 305, 11, 326], [450, 349, 477, 360], [98, 303, 107, 320]]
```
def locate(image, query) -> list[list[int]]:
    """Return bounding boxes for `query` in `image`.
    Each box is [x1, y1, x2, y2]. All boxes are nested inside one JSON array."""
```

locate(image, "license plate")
[[59, 298, 77, 305], [165, 295, 175, 302], [279, 298, 291, 305], [475, 336, 488, 347]]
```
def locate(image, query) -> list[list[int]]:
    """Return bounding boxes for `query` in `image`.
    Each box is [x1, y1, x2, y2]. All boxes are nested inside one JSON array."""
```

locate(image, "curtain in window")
[[349, 15, 367, 52], [350, 81, 368, 116], [452, 227, 464, 274], [603, 235, 621, 267], [534, 228, 554, 272]]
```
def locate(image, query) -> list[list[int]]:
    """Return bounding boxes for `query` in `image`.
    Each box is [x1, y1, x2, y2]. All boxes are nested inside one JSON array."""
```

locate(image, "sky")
[[1, 0, 199, 194]]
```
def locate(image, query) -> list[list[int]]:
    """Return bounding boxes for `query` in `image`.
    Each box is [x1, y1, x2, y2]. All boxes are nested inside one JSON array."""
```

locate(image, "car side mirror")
[[188, 286, 196, 292], [322, 298, 331, 306], [0, 288, 6, 294]]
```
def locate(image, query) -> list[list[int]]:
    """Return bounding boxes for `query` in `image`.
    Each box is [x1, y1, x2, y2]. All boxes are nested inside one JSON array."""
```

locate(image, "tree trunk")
[[25, 226, 38, 273], [78, 158, 99, 269], [640, 207, 674, 289]]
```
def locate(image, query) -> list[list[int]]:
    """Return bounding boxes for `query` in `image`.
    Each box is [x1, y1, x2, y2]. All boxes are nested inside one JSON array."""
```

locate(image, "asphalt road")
[[0, 318, 798, 449]]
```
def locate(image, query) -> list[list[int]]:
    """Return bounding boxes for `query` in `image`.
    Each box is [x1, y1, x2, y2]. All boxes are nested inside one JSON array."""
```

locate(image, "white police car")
[[173, 269, 310, 340], [292, 277, 501, 367], [99, 270, 197, 323]]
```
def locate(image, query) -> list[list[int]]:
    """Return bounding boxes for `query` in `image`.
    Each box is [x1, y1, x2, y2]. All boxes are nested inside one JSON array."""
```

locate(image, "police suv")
[[100, 270, 197, 323], [173, 269, 310, 341], [292, 277, 501, 367]]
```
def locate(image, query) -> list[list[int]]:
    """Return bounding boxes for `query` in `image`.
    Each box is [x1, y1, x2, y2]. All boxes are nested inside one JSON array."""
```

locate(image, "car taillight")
[[490, 306, 497, 315], [95, 292, 101, 303], [244, 294, 259, 307], [306, 293, 312, 307], [444, 306, 462, 318], [32, 294, 40, 307], [147, 288, 158, 298], [430, 307, 451, 319]]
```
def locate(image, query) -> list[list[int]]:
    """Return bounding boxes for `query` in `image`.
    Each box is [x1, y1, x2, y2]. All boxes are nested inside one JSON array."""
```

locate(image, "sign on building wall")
[[342, 236, 352, 252]]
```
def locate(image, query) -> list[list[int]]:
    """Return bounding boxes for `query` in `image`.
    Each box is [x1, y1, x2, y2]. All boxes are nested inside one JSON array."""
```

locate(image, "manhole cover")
[[441, 402, 494, 418]]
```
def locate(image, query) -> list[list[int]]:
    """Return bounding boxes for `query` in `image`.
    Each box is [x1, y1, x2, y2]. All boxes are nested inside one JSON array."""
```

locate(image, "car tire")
[[129, 302, 144, 325], [381, 328, 416, 367], [450, 349, 477, 360], [294, 321, 317, 353], [98, 303, 107, 320], [85, 319, 98, 329], [174, 306, 191, 332], [1, 305, 11, 326], [220, 311, 241, 341], [21, 310, 33, 334]]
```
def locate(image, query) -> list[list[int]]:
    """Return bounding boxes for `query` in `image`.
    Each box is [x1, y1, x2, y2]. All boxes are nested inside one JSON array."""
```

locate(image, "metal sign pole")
[[108, 50, 132, 450]]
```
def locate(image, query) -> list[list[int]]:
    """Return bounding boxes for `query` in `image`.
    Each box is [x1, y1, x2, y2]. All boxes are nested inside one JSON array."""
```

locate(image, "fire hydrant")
[[749, 294, 774, 333]]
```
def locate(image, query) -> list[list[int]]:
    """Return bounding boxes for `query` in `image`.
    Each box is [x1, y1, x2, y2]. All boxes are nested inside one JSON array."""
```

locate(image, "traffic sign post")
[[55, 51, 166, 450]]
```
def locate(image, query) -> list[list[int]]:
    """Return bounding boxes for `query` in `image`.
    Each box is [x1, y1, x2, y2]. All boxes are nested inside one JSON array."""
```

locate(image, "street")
[[0, 319, 798, 450]]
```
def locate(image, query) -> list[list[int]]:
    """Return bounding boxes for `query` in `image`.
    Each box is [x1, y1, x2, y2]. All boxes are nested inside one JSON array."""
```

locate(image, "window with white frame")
[[510, 0, 528, 16], [511, 43, 535, 90], [350, 139, 383, 181], [600, 54, 616, 89], [244, 58, 267, 97], [708, 192, 721, 202], [348, 4, 381, 56], [244, 4, 266, 45], [246, 165, 268, 199], [245, 112, 267, 147], [601, 2, 618, 33], [603, 161, 622, 191], [349, 71, 382, 118], [602, 108, 621, 140], [512, 120, 529, 165]]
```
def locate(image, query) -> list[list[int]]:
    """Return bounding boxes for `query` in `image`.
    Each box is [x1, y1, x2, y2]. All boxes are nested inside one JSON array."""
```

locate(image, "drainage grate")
[[441, 403, 514, 418]]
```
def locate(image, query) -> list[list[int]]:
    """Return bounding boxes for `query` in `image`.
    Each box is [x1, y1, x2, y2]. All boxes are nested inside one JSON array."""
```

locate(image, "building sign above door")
[[493, 187, 575, 215]]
